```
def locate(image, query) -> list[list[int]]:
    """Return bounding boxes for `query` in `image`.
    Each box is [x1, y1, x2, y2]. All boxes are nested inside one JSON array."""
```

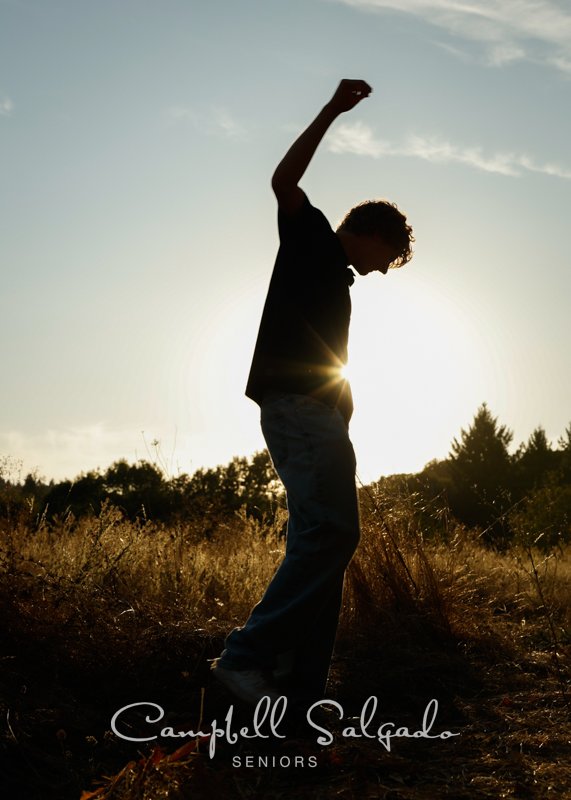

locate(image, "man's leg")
[[274, 575, 345, 705], [217, 393, 360, 702]]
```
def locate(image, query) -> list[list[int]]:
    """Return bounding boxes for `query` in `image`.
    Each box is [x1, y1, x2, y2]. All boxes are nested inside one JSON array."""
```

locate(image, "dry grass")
[[2, 502, 288, 621], [1, 488, 570, 799]]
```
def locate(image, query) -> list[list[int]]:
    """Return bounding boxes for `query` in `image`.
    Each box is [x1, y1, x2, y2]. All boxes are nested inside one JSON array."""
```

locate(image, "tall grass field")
[[1, 481, 570, 799]]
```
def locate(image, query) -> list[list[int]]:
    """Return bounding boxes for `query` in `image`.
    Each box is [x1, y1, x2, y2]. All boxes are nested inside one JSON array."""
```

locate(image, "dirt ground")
[[1, 574, 570, 800]]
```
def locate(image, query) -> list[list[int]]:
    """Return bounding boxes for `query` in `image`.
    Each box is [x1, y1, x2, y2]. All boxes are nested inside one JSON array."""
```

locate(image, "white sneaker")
[[210, 658, 281, 706]]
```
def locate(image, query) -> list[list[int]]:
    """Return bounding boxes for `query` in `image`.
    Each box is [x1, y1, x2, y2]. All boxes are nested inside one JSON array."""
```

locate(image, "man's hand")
[[326, 79, 372, 114]]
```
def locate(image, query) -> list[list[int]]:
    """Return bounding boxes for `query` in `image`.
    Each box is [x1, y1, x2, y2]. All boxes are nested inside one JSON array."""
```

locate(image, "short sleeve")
[[277, 192, 329, 243]]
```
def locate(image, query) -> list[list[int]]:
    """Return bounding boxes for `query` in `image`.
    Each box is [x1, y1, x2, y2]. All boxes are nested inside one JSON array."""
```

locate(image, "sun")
[[345, 269, 488, 483], [340, 363, 353, 382]]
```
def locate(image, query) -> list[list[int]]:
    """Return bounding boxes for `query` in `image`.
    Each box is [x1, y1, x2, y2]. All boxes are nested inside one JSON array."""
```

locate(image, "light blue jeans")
[[219, 392, 360, 705]]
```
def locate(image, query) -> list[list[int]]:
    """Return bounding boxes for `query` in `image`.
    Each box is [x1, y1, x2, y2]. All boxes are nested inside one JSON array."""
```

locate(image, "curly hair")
[[336, 200, 414, 269]]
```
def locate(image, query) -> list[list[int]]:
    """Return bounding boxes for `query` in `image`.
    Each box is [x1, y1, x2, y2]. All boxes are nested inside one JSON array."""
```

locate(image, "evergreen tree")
[[448, 403, 514, 543], [513, 426, 558, 494]]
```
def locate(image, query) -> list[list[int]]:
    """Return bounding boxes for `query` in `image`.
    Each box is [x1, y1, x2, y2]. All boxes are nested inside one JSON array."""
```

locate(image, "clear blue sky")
[[1, 0, 570, 484]]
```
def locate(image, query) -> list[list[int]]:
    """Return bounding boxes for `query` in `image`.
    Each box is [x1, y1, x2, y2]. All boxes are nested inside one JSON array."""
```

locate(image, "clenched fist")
[[327, 79, 372, 113]]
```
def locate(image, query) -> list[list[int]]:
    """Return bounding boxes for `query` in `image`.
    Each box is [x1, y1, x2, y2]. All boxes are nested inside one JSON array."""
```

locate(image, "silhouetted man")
[[212, 79, 414, 724]]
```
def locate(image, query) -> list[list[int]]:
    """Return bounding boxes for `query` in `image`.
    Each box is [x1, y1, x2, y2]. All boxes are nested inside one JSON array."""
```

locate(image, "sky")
[[1, 0, 570, 486]]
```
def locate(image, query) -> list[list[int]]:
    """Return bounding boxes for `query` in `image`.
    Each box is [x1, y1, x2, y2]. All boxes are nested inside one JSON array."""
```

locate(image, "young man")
[[211, 80, 413, 719]]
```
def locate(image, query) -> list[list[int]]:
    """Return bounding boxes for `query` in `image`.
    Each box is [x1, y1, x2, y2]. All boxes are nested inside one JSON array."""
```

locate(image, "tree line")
[[1, 403, 570, 548], [0, 449, 283, 529], [403, 403, 571, 549]]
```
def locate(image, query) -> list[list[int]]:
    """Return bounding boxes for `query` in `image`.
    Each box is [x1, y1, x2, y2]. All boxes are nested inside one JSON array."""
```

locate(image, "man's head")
[[336, 200, 414, 276]]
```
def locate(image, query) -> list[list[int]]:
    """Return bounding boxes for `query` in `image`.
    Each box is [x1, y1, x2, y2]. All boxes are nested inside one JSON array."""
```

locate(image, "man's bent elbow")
[[271, 180, 305, 214]]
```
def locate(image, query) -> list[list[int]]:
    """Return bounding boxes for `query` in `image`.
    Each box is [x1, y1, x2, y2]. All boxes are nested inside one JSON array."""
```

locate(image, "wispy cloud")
[[0, 424, 141, 482], [327, 121, 571, 179], [0, 96, 14, 116], [166, 105, 248, 140], [330, 0, 571, 73]]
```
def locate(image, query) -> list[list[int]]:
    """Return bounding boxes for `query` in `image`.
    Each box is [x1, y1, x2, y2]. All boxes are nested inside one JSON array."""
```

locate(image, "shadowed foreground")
[[1, 494, 570, 799]]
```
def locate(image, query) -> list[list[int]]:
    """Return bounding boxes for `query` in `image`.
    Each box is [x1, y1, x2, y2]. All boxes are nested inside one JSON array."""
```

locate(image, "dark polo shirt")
[[245, 192, 355, 425]]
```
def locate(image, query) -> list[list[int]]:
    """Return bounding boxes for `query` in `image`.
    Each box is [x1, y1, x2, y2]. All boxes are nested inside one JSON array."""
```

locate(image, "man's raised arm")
[[271, 79, 372, 215]]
